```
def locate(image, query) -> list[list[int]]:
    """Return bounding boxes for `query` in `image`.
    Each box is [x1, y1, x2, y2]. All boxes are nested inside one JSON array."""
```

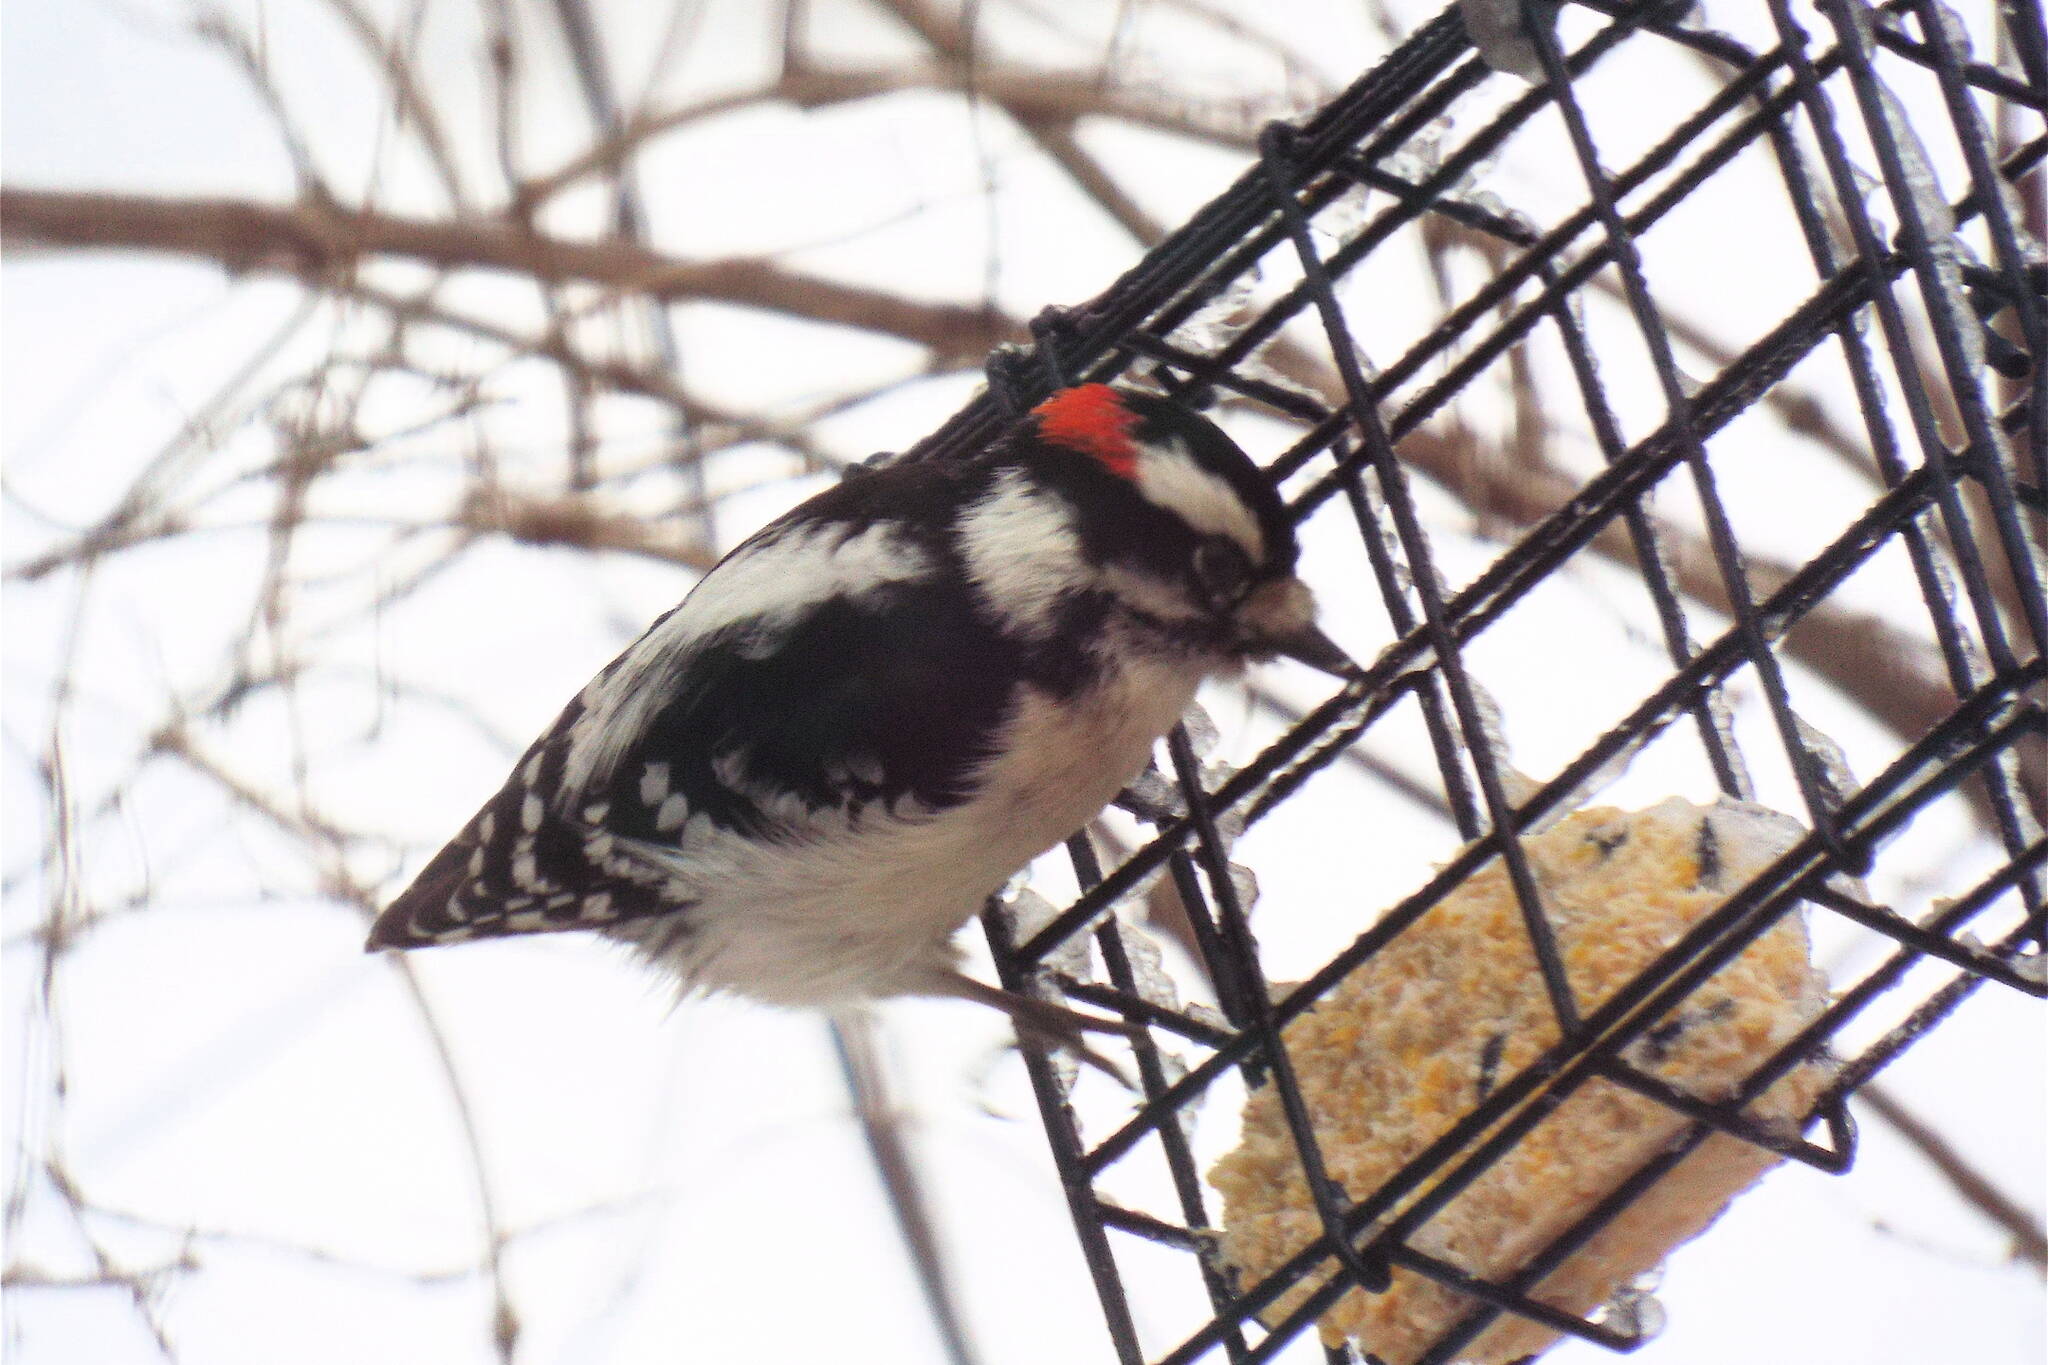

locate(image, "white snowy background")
[[5, 1, 2043, 1363]]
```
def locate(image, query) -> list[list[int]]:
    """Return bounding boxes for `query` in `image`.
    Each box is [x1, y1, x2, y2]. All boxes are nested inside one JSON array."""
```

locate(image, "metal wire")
[[928, 1, 2044, 1359]]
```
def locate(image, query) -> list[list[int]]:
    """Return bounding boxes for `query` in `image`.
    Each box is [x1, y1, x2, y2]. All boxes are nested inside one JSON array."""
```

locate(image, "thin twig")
[[1857, 1080, 2047, 1269], [1, 189, 1021, 362], [830, 1014, 985, 1365]]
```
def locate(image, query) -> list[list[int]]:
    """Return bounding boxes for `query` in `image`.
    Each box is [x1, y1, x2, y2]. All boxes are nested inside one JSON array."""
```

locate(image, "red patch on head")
[[1032, 384, 1139, 478]]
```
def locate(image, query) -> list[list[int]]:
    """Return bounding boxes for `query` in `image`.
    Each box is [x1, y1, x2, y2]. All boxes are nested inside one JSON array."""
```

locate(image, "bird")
[[367, 383, 1356, 1060]]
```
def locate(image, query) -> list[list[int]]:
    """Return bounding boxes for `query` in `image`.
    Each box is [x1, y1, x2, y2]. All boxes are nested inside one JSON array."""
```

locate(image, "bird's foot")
[[930, 970, 1137, 1087]]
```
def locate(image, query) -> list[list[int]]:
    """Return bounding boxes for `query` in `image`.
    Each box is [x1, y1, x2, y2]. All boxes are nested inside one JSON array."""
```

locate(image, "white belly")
[[610, 655, 1208, 1006]]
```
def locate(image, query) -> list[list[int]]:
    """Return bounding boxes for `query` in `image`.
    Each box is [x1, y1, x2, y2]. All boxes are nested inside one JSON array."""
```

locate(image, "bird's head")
[[1017, 384, 1356, 680]]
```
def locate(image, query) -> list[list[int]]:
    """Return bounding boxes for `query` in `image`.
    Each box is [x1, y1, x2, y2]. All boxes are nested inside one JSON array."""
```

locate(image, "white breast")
[[608, 653, 1208, 1008]]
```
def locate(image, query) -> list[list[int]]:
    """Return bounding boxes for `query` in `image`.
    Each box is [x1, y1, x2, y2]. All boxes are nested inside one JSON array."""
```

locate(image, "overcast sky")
[[5, 2, 2043, 1363]]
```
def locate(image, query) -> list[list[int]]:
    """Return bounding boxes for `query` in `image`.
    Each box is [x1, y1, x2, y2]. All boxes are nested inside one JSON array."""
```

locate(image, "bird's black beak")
[[1234, 577, 1360, 682], [1270, 622, 1362, 681]]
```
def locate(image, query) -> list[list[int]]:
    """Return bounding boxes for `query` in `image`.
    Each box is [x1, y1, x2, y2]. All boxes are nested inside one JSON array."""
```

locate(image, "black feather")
[[368, 456, 1095, 951]]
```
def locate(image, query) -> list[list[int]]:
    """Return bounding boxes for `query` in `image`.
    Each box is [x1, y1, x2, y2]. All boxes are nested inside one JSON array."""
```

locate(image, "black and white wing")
[[366, 463, 1024, 950]]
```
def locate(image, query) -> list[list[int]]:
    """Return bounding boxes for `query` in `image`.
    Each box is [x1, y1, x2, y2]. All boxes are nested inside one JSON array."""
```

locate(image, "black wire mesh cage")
[[898, 1, 2046, 1361]]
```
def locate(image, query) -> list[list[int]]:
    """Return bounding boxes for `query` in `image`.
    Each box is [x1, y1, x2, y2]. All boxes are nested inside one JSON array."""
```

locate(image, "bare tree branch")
[[874, 0, 1173, 245], [830, 1014, 984, 1365], [1858, 1081, 2047, 1270], [314, 0, 475, 212], [1, 189, 1021, 361], [520, 62, 1266, 212]]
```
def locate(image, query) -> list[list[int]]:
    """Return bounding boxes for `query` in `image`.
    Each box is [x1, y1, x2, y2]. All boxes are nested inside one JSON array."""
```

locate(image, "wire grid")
[[910, 1, 2044, 1361]]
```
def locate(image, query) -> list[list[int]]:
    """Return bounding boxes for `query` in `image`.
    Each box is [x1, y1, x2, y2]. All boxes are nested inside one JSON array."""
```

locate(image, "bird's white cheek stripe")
[[956, 470, 1082, 640], [1134, 438, 1265, 560]]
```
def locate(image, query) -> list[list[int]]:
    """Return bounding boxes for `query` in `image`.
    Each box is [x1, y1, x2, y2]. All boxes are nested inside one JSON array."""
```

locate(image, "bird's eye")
[[1192, 538, 1255, 607]]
